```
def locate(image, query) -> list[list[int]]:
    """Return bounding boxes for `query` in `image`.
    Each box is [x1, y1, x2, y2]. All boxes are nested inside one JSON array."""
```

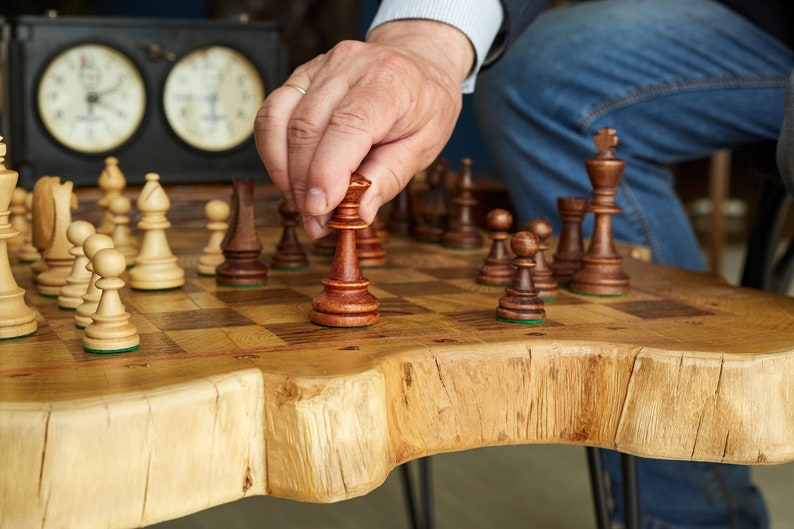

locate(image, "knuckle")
[[327, 109, 370, 137], [287, 114, 323, 144]]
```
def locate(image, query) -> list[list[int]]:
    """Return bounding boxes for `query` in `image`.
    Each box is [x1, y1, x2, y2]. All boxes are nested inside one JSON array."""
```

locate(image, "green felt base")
[[217, 282, 268, 289], [84, 344, 140, 354], [497, 316, 545, 325], [0, 330, 37, 340], [569, 289, 629, 298]]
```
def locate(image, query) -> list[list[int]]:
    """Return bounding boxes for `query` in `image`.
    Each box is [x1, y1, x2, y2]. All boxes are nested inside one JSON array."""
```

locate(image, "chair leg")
[[621, 454, 642, 529], [399, 457, 433, 529], [419, 457, 433, 529], [586, 447, 611, 529], [741, 179, 790, 291], [773, 238, 794, 294], [586, 448, 642, 529]]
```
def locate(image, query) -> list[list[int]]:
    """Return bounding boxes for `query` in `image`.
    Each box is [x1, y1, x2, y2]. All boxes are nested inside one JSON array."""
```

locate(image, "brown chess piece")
[[356, 223, 387, 268], [496, 231, 545, 324], [477, 208, 514, 286], [386, 178, 416, 237], [414, 159, 449, 243], [271, 198, 309, 270], [311, 173, 379, 327], [216, 178, 268, 287], [551, 196, 589, 285], [313, 231, 338, 257], [570, 128, 631, 296], [442, 158, 483, 249], [524, 217, 558, 300]]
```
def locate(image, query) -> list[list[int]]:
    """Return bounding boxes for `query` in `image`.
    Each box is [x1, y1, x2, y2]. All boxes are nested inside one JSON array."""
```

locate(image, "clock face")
[[36, 43, 147, 154], [162, 45, 265, 152]]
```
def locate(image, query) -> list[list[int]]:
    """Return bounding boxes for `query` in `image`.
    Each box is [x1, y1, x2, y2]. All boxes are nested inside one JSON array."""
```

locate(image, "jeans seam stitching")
[[711, 464, 738, 529], [578, 75, 790, 130], [616, 178, 661, 261]]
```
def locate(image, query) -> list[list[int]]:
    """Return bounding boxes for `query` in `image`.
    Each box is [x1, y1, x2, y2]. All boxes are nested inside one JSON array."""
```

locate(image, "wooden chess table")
[[2, 221, 794, 529]]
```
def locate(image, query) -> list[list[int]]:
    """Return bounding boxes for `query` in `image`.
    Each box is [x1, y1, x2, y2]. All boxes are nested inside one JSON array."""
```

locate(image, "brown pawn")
[[356, 223, 387, 268], [313, 231, 337, 257], [216, 178, 268, 287], [570, 128, 631, 296], [442, 158, 483, 249], [524, 217, 558, 300], [551, 196, 588, 285], [496, 231, 545, 324], [386, 179, 415, 237], [311, 173, 379, 327], [414, 159, 449, 243], [477, 208, 514, 286], [271, 198, 309, 270]]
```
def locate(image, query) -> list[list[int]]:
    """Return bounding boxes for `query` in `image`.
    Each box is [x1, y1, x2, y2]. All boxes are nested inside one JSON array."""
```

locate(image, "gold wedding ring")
[[283, 83, 307, 95]]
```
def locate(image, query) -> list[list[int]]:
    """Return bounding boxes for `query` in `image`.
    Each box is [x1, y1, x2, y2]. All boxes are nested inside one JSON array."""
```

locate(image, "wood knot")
[[242, 466, 253, 493]]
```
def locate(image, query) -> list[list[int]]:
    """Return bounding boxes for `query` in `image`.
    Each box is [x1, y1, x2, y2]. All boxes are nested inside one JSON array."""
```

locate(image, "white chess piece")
[[108, 194, 137, 267], [75, 233, 114, 329], [58, 220, 96, 309], [83, 247, 139, 353], [0, 138, 37, 338], [197, 199, 229, 276], [128, 173, 184, 290]]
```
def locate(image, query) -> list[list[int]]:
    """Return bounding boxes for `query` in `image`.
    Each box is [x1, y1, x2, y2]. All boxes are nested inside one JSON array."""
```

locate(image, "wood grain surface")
[[1, 223, 793, 529]]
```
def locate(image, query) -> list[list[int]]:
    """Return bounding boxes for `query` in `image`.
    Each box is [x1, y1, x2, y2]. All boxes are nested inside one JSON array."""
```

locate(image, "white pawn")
[[58, 220, 97, 309], [83, 247, 139, 354], [197, 199, 229, 276], [8, 187, 27, 254], [97, 156, 126, 235], [108, 195, 137, 267], [18, 191, 40, 263], [128, 173, 184, 290], [75, 233, 114, 329]]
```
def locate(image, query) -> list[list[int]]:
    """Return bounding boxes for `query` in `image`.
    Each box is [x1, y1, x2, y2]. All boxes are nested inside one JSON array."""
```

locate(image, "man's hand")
[[254, 19, 474, 238]]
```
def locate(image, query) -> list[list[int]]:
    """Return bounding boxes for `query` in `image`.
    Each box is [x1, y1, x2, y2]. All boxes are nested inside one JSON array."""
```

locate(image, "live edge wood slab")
[[1, 227, 794, 529]]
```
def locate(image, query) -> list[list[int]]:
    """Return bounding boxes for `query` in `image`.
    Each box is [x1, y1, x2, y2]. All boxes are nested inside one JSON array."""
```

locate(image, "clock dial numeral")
[[37, 43, 146, 154], [163, 45, 265, 152]]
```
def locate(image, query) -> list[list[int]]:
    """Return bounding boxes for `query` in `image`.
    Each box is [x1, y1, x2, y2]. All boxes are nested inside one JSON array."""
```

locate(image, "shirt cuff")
[[367, 0, 504, 93]]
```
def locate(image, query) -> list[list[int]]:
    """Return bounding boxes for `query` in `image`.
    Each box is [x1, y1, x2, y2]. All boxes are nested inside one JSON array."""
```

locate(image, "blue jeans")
[[473, 0, 792, 527], [474, 0, 793, 270]]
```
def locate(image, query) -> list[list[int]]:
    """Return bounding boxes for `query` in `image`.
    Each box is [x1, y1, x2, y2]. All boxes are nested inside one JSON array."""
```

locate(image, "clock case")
[[1, 15, 287, 188]]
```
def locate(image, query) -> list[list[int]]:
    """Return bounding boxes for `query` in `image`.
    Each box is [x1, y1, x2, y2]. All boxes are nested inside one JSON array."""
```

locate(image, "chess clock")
[[2, 15, 286, 188]]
